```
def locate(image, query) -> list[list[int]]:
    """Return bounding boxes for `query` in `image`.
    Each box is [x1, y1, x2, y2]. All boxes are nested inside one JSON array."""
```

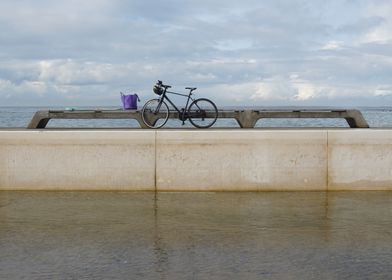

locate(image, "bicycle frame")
[[143, 81, 218, 129], [156, 88, 196, 124]]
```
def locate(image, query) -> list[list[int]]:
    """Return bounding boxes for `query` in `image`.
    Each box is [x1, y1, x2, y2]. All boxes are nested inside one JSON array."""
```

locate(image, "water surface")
[[1, 106, 392, 128], [1, 191, 392, 279]]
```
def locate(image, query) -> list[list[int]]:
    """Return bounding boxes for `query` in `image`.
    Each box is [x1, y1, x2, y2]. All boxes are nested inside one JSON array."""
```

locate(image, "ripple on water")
[[1, 191, 392, 279]]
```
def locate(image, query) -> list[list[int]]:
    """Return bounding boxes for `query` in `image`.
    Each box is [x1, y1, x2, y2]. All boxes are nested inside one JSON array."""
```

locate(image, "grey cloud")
[[337, 16, 385, 35], [0, 0, 392, 106]]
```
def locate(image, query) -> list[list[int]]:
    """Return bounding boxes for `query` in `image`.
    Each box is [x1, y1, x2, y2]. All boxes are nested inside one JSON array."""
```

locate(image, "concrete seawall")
[[1, 129, 391, 191]]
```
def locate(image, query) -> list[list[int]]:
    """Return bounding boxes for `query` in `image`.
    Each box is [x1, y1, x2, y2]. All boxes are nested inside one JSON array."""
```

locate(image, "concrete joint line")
[[326, 130, 329, 192]]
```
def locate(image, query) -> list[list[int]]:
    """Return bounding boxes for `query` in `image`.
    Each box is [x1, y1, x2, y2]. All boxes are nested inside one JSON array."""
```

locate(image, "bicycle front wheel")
[[188, 98, 218, 128], [141, 99, 169, 128]]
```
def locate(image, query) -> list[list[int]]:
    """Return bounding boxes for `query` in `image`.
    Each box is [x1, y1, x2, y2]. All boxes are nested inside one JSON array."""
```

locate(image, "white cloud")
[[374, 86, 392, 97], [294, 84, 317, 101], [214, 39, 253, 51], [321, 41, 344, 50], [38, 60, 128, 85], [0, 79, 12, 91], [250, 76, 294, 101], [1, 0, 392, 106]]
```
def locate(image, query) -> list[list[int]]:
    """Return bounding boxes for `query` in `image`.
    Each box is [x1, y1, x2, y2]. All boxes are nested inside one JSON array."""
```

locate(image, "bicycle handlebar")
[[157, 80, 171, 89]]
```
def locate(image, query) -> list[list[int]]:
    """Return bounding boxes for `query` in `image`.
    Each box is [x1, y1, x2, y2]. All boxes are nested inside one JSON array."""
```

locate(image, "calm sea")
[[1, 191, 392, 279], [0, 106, 391, 128]]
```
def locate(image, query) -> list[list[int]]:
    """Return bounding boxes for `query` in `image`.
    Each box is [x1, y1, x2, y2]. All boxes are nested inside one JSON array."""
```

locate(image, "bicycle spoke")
[[188, 98, 218, 128], [141, 99, 169, 128]]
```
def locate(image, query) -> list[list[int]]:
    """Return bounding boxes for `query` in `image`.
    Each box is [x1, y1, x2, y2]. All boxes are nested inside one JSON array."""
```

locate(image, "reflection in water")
[[1, 192, 392, 279], [153, 192, 169, 278]]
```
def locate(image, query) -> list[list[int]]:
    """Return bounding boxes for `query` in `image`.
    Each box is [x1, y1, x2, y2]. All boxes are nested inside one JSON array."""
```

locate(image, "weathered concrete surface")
[[328, 130, 392, 190], [0, 131, 155, 190], [27, 109, 369, 129], [156, 130, 328, 191], [1, 129, 392, 191]]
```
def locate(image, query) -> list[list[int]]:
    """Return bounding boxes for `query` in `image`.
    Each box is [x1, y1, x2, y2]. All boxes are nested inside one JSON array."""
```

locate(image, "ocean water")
[[0, 106, 391, 128], [1, 191, 392, 279]]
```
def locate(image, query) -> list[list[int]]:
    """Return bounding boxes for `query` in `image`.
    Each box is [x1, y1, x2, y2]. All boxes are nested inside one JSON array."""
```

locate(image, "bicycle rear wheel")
[[141, 99, 169, 128], [188, 98, 218, 128]]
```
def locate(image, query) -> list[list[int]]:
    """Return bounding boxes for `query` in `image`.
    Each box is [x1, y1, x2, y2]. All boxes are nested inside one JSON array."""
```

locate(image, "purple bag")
[[121, 92, 140, 110]]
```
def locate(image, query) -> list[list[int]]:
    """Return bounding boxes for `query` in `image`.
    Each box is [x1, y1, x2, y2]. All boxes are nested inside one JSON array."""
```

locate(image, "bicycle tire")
[[188, 98, 218, 128], [141, 99, 169, 129]]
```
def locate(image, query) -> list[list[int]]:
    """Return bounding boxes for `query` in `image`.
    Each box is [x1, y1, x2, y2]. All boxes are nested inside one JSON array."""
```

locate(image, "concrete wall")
[[156, 131, 327, 191], [0, 131, 155, 190], [328, 130, 392, 190], [0, 129, 391, 191]]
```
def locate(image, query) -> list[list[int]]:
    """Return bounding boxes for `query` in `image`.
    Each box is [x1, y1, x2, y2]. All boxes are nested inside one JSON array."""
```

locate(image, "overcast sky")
[[1, 0, 392, 106]]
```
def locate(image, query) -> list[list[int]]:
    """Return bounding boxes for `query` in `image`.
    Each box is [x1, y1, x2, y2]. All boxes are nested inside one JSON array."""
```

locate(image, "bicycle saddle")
[[186, 87, 197, 91]]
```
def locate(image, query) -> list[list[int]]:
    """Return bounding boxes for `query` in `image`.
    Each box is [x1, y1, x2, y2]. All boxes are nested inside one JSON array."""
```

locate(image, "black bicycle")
[[141, 80, 218, 128]]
